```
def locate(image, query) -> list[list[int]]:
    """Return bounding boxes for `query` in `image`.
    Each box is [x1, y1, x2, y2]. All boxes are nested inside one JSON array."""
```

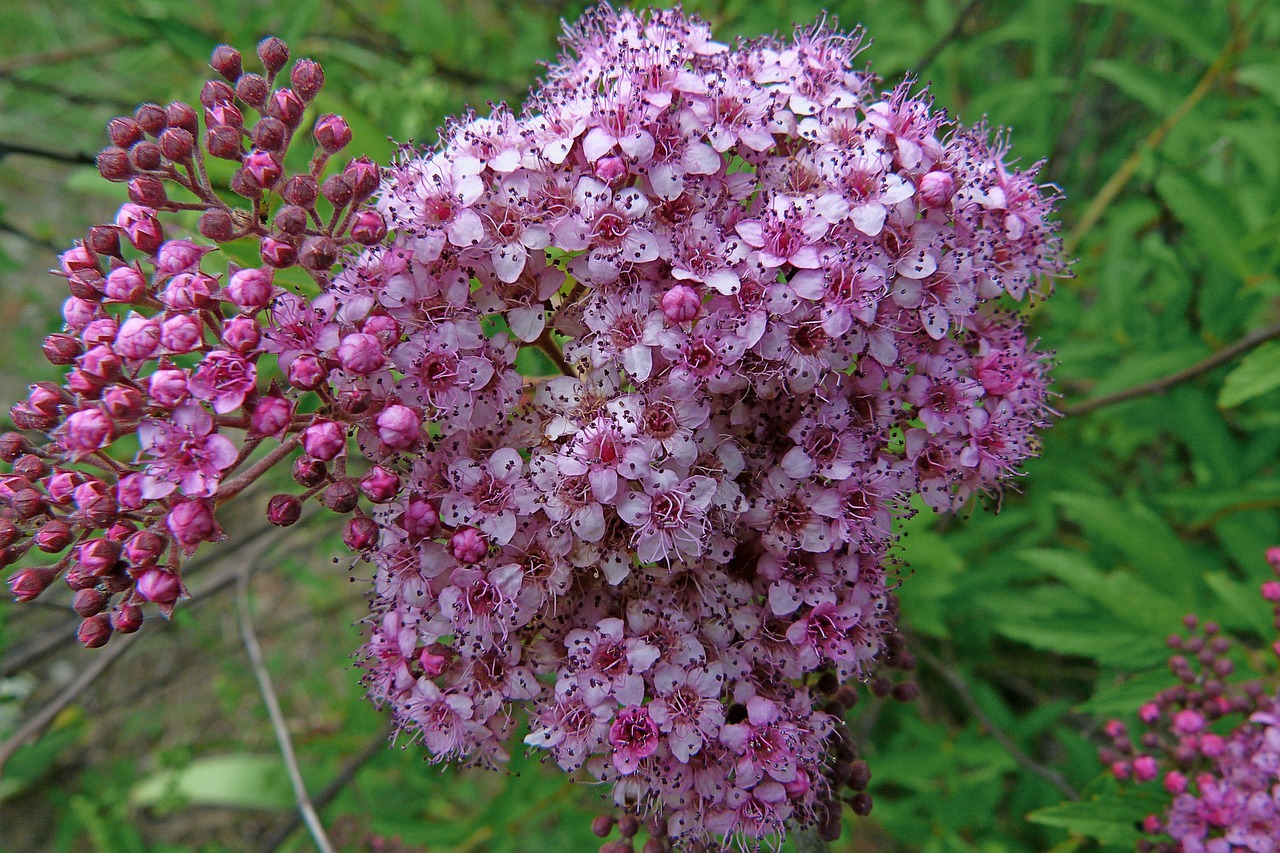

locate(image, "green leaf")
[[1218, 341, 1280, 408], [130, 753, 309, 811], [1090, 59, 1174, 113], [1027, 794, 1151, 846], [1204, 572, 1274, 636]]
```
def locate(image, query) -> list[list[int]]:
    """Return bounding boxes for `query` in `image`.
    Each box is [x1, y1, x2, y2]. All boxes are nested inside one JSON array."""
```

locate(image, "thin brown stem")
[[1064, 320, 1280, 416], [216, 436, 302, 504], [534, 326, 573, 377]]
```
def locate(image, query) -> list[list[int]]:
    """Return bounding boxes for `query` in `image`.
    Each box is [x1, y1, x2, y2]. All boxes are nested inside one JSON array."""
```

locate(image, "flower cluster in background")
[[1101, 548, 1280, 853], [0, 5, 1062, 850]]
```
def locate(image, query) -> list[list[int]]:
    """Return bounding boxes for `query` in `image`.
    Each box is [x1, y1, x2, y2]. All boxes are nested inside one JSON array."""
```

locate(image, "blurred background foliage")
[[1, 0, 1279, 850]]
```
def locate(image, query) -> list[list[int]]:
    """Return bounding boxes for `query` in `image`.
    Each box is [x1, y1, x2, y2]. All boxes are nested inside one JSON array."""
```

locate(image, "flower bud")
[[44, 333, 84, 365], [321, 479, 359, 514], [595, 155, 627, 184], [918, 171, 956, 208], [344, 157, 381, 203], [9, 566, 57, 602], [73, 587, 108, 618], [198, 209, 236, 243], [450, 528, 487, 564], [303, 420, 346, 461], [342, 515, 378, 551], [260, 236, 298, 268], [149, 368, 190, 407], [363, 314, 399, 341], [199, 80, 234, 109], [104, 266, 147, 302], [235, 72, 269, 108], [86, 225, 122, 258], [591, 816, 615, 838], [205, 125, 243, 160], [125, 530, 168, 566], [62, 295, 97, 330], [77, 614, 113, 648], [128, 175, 168, 207], [314, 114, 350, 153], [134, 103, 167, 135], [136, 567, 182, 604], [660, 284, 700, 322], [290, 59, 325, 102], [206, 103, 243, 130], [112, 602, 144, 634], [167, 499, 222, 551], [97, 146, 133, 181], [0, 433, 29, 462], [281, 175, 319, 208], [107, 117, 144, 148], [299, 236, 338, 271], [102, 385, 144, 421], [129, 141, 163, 172], [267, 89, 306, 129], [116, 204, 164, 253], [337, 333, 385, 376], [257, 37, 290, 76], [376, 405, 421, 450], [321, 174, 354, 207], [293, 457, 327, 487], [273, 204, 308, 235], [267, 494, 303, 526], [350, 210, 387, 245], [849, 792, 873, 817], [156, 238, 210, 274], [248, 395, 292, 437], [242, 150, 283, 190], [114, 315, 161, 361], [210, 44, 243, 82], [159, 127, 195, 161], [64, 566, 95, 591], [60, 408, 113, 456], [222, 315, 261, 354], [167, 99, 200, 133], [76, 537, 122, 575], [359, 467, 401, 503], [285, 353, 325, 389], [160, 313, 202, 353], [226, 267, 275, 311], [251, 117, 287, 152]]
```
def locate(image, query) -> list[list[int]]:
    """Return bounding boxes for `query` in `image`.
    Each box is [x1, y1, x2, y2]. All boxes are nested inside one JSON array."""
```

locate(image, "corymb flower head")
[[2, 5, 1063, 850]]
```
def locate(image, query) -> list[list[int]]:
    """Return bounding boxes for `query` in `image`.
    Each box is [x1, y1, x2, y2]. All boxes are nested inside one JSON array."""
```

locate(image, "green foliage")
[[2, 0, 1280, 850]]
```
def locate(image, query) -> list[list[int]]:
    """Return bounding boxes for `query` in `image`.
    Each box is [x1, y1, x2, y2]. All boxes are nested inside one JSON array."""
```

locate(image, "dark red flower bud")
[[344, 157, 381, 202], [112, 602, 144, 634], [35, 519, 74, 553], [0, 519, 18, 548], [617, 816, 639, 839], [205, 103, 243, 129], [73, 587, 107, 618], [87, 225, 122, 257], [96, 146, 133, 181], [267, 494, 303, 527], [0, 433, 29, 462], [10, 405, 55, 432], [314, 114, 350, 153], [350, 209, 387, 245], [159, 127, 195, 161], [77, 538, 122, 575], [273, 204, 308, 235], [260, 236, 297, 268], [281, 175, 319, 207], [129, 141, 163, 172], [77, 613, 113, 648], [43, 333, 84, 365], [13, 454, 47, 480], [293, 457, 327, 488], [299, 235, 337, 271], [848, 759, 872, 790], [592, 815, 615, 838], [242, 149, 282, 189], [11, 488, 45, 520], [266, 88, 305, 129], [205, 125, 244, 160], [251, 117, 287, 152], [165, 101, 199, 135], [64, 565, 95, 590], [290, 58, 325, 102], [210, 44, 243, 82], [66, 369, 105, 398], [9, 566, 56, 602], [257, 37, 290, 76], [342, 514, 378, 551], [229, 169, 262, 199], [200, 79, 235, 108], [321, 479, 359, 514], [321, 174, 354, 207], [124, 529, 168, 566], [128, 176, 168, 207], [235, 72, 269, 109], [134, 103, 167, 135], [107, 117, 144, 148], [198, 208, 236, 242], [849, 792, 873, 817]]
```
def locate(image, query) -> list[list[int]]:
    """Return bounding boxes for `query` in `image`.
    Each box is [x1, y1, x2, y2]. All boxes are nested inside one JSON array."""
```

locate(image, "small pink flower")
[[609, 705, 660, 775]]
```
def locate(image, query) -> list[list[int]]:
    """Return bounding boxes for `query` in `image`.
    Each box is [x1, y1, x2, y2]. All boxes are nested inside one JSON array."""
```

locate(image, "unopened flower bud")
[[286, 353, 325, 388], [918, 170, 956, 208], [293, 457, 327, 487], [167, 499, 222, 551], [200, 79, 235, 108], [8, 566, 56, 602], [251, 117, 287, 152], [595, 155, 627, 184], [617, 815, 639, 839], [273, 204, 308, 235], [281, 175, 319, 208], [76, 537, 122, 575], [660, 285, 700, 322], [321, 479, 359, 514], [235, 72, 269, 108], [242, 150, 282, 189], [337, 333, 385, 376], [160, 313, 202, 353], [849, 791, 873, 817], [257, 37, 290, 76], [206, 103, 243, 130], [125, 529, 167, 565], [102, 385, 144, 420], [77, 613, 113, 648], [165, 100, 199, 134], [73, 587, 107, 618], [107, 117, 144, 147], [0, 433, 29, 462], [149, 368, 190, 407], [359, 467, 401, 503], [376, 404, 420, 450], [592, 815, 615, 838], [112, 602, 144, 634], [450, 527, 487, 564], [133, 103, 166, 135], [220, 315, 260, 354], [210, 44, 243, 82], [321, 174, 354, 207], [86, 225, 122, 257], [248, 395, 292, 437], [60, 408, 113, 455], [350, 209, 387, 245], [303, 420, 346, 461], [314, 114, 350, 153], [198, 208, 236, 242], [128, 176, 168, 207], [267, 88, 305, 129], [267, 494, 303, 526], [299, 236, 338, 271], [343, 515, 378, 551], [205, 125, 243, 160], [226, 267, 274, 311], [134, 567, 182, 604], [116, 204, 164, 253], [343, 157, 381, 202], [290, 59, 325, 101], [97, 146, 133, 181], [159, 127, 194, 161], [129, 141, 163, 172], [260, 236, 297, 268], [44, 333, 84, 365]]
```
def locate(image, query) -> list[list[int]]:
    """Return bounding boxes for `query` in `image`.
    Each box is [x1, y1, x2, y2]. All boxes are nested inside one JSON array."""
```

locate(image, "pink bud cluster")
[[348, 6, 1058, 848], [1101, 548, 1280, 853], [2, 39, 385, 648]]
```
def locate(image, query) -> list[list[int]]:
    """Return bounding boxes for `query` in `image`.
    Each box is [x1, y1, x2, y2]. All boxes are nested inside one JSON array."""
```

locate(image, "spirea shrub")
[[1100, 548, 1280, 853], [1, 6, 1062, 849]]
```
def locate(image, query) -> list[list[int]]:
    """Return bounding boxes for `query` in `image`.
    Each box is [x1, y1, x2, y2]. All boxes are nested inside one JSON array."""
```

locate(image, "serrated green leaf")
[[1090, 59, 1174, 113], [130, 753, 308, 811], [1027, 795, 1149, 845], [1218, 341, 1280, 408], [1204, 572, 1274, 636]]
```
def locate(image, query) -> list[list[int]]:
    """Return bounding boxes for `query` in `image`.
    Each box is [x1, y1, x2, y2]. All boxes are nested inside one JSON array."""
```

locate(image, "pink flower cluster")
[[350, 6, 1057, 848], [2, 7, 1062, 849], [1102, 549, 1280, 853]]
